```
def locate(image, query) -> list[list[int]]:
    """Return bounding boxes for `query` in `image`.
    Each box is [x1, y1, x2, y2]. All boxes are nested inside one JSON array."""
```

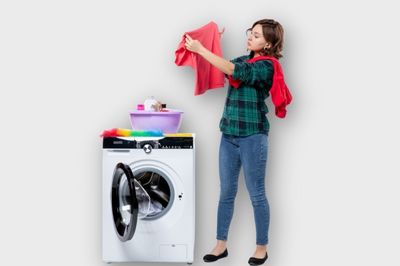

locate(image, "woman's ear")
[[264, 42, 272, 49]]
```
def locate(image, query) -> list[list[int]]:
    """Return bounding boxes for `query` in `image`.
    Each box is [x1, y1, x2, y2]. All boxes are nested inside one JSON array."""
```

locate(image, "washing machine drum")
[[111, 163, 171, 242]]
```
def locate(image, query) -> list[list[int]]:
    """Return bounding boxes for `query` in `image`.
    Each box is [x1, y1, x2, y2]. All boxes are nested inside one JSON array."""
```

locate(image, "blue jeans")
[[216, 133, 270, 245]]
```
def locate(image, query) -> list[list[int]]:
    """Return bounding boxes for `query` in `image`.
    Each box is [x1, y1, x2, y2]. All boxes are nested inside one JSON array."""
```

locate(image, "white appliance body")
[[102, 135, 195, 263]]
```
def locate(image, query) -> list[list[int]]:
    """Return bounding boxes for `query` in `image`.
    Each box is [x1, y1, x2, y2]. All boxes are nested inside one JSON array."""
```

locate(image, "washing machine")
[[102, 134, 195, 263]]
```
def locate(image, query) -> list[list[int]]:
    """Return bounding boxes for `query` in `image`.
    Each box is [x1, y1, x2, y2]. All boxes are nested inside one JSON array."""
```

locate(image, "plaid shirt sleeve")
[[232, 60, 273, 87]]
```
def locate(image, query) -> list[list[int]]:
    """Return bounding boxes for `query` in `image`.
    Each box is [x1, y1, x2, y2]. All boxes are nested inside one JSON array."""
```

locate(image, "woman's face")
[[246, 24, 268, 53]]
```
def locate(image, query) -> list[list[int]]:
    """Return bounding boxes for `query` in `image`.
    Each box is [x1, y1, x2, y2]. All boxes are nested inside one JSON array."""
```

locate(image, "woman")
[[185, 18, 286, 265]]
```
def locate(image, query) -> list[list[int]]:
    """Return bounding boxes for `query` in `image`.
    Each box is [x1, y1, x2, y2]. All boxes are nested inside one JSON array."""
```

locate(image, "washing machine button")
[[143, 144, 152, 154]]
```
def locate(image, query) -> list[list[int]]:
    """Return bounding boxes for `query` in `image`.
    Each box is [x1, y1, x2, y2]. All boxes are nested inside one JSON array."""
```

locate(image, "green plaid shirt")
[[219, 55, 274, 136]]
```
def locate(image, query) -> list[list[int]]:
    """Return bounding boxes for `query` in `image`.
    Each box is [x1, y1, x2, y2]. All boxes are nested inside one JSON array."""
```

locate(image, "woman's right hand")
[[185, 34, 205, 54]]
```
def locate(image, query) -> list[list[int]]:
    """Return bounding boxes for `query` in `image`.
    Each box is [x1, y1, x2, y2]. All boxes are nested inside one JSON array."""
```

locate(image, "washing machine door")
[[111, 162, 138, 242]]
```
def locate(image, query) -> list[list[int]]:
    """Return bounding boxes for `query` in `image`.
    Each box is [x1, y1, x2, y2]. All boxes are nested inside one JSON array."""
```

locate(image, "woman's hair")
[[248, 18, 284, 59]]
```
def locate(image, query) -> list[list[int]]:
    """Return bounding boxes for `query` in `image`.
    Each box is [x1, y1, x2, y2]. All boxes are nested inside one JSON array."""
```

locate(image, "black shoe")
[[248, 252, 268, 265], [203, 249, 228, 262]]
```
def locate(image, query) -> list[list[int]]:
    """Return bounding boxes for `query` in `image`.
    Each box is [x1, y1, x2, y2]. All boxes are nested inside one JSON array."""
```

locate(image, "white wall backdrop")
[[1, 0, 400, 265]]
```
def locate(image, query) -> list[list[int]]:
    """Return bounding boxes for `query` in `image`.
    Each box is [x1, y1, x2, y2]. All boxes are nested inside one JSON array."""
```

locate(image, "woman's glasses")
[[246, 29, 262, 39]]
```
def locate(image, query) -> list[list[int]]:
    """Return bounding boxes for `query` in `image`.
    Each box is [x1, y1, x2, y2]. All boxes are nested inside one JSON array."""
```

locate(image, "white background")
[[1, 0, 399, 265]]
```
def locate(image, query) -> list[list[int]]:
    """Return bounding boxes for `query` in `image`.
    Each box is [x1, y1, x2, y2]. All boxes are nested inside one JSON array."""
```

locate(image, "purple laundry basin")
[[129, 109, 183, 133]]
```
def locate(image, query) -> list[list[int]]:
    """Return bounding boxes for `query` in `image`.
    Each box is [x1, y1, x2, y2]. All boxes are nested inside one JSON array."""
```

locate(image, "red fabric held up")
[[175, 21, 225, 96]]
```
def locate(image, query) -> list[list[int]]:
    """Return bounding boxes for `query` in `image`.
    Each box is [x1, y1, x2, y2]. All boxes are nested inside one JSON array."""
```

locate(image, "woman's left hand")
[[185, 34, 204, 54]]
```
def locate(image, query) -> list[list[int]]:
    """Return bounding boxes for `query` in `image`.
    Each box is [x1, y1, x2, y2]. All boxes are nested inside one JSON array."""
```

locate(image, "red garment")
[[175, 21, 225, 96], [228, 56, 293, 118]]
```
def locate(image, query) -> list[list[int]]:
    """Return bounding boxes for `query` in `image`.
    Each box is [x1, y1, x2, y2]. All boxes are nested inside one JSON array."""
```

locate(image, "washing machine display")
[[103, 135, 195, 263]]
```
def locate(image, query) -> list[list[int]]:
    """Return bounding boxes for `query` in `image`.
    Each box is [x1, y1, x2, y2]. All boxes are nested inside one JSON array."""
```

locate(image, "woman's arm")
[[185, 34, 235, 75]]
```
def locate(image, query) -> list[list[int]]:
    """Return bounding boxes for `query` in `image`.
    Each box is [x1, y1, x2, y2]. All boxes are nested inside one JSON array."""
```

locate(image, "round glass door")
[[132, 169, 175, 220], [111, 163, 138, 242]]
